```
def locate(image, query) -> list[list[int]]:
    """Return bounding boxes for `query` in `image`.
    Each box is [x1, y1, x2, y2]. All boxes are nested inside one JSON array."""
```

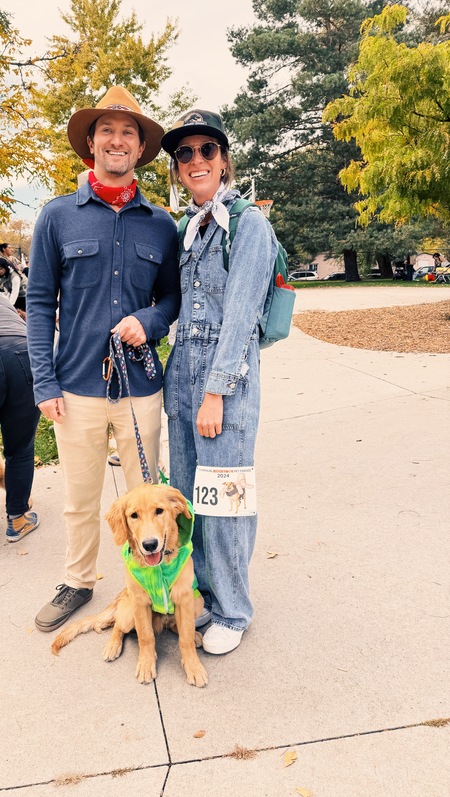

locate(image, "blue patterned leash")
[[104, 331, 156, 484]]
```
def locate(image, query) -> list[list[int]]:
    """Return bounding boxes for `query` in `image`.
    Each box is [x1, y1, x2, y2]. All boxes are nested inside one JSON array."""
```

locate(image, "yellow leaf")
[[266, 550, 278, 559], [296, 788, 313, 796], [96, 573, 103, 580], [193, 730, 206, 738], [283, 750, 298, 767]]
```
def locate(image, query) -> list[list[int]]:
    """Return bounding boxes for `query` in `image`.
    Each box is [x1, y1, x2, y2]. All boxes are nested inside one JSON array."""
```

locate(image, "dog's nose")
[[142, 537, 159, 553]]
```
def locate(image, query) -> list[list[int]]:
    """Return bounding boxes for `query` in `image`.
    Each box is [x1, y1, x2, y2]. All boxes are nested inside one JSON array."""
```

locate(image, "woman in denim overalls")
[[161, 111, 277, 654]]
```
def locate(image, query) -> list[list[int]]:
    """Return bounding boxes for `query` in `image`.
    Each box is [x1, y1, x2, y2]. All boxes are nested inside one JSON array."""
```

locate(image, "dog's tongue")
[[144, 551, 163, 567]]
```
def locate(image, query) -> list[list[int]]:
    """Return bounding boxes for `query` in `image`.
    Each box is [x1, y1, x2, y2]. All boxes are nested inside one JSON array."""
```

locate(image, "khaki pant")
[[54, 390, 162, 589]]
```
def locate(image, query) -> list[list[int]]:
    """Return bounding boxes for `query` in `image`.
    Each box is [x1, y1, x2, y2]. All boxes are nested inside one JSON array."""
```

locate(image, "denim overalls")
[[164, 190, 278, 631]]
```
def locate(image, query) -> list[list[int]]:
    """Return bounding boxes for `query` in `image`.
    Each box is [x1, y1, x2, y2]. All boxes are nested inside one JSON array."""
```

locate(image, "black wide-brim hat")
[[67, 86, 164, 168], [161, 109, 229, 157]]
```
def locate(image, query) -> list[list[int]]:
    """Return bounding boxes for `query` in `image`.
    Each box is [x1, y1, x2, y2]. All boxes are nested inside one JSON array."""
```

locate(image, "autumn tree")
[[35, 0, 192, 204], [0, 11, 58, 221], [323, 4, 450, 225]]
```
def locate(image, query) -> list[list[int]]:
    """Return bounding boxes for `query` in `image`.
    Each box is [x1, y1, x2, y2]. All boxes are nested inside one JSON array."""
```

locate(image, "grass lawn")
[[291, 278, 449, 289]]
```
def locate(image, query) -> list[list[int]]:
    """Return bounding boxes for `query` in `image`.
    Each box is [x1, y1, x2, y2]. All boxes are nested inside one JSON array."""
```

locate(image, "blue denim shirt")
[[27, 182, 181, 404], [177, 190, 278, 395]]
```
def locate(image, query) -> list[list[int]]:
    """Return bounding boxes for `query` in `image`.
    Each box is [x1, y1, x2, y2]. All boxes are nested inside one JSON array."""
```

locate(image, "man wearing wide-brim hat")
[[27, 86, 181, 632]]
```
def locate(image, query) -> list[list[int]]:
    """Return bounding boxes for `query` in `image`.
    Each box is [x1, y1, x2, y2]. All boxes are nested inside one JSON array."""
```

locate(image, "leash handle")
[[106, 331, 154, 484]]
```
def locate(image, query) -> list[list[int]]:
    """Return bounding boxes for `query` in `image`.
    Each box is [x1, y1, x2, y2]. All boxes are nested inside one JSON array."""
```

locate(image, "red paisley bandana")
[[88, 170, 137, 207]]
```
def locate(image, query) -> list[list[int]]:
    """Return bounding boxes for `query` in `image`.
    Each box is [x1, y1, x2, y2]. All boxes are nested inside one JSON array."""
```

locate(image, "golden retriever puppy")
[[52, 483, 208, 688]]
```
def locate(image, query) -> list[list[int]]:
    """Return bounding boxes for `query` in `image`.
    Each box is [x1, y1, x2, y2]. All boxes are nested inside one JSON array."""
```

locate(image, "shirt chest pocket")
[[131, 243, 161, 290], [63, 240, 100, 288], [202, 245, 227, 294]]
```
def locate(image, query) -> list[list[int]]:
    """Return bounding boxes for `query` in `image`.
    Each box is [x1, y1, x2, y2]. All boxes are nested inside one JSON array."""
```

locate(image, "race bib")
[[193, 466, 256, 517]]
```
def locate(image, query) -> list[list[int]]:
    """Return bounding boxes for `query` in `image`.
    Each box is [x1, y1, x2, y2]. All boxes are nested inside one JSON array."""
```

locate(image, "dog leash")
[[104, 331, 156, 484]]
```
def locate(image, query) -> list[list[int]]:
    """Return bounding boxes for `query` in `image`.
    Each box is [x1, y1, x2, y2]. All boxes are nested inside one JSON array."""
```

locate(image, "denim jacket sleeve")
[[205, 207, 278, 395]]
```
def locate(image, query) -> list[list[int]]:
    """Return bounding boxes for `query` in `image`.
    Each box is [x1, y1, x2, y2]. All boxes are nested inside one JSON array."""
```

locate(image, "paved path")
[[1, 286, 449, 796]]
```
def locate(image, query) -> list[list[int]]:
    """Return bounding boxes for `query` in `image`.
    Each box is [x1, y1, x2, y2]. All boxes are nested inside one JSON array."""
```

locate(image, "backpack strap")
[[177, 215, 190, 258], [222, 198, 255, 271]]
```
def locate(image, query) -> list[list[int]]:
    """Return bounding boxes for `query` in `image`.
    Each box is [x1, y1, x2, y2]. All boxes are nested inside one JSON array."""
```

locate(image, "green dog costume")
[[121, 497, 200, 615]]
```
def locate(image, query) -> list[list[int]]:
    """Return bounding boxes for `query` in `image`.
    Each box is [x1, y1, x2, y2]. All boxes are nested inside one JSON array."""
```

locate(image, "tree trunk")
[[376, 252, 393, 278], [343, 249, 360, 281]]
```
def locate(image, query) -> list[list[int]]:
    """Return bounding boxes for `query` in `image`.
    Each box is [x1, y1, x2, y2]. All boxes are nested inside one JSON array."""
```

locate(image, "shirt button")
[[77, 249, 83, 254], [193, 302, 200, 309], [113, 300, 118, 305], [149, 254, 153, 259], [192, 326, 199, 335], [194, 280, 200, 287], [114, 270, 119, 276], [116, 241, 120, 246], [228, 382, 236, 389]]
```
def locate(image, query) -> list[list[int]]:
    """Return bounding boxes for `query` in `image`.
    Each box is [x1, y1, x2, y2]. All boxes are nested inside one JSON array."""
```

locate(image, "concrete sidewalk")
[[1, 287, 449, 796]]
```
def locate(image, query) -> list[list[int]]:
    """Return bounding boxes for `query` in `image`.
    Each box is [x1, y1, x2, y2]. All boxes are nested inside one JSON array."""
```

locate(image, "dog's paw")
[[103, 638, 123, 661], [194, 631, 203, 648], [184, 659, 208, 688], [136, 655, 157, 684]]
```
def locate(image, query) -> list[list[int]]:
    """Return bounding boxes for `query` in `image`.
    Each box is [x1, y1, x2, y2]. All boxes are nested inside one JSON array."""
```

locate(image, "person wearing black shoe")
[[27, 87, 180, 632]]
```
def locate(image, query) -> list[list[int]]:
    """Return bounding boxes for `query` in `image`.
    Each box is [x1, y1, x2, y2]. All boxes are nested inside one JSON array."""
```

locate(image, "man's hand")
[[111, 316, 146, 347], [196, 393, 223, 438], [38, 397, 66, 424]]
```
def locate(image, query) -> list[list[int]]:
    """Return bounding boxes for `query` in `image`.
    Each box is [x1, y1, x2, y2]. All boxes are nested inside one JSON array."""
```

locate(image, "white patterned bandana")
[[183, 184, 230, 250]]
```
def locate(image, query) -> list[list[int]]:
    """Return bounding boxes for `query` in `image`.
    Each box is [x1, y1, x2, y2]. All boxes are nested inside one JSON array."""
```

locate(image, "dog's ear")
[[105, 496, 129, 546], [166, 486, 192, 520]]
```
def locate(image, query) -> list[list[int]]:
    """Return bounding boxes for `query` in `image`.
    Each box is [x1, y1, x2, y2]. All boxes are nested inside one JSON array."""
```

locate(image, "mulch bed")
[[293, 299, 450, 354]]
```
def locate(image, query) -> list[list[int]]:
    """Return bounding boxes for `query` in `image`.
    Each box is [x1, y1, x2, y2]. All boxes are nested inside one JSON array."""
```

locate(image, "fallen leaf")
[[16, 550, 29, 556], [228, 745, 257, 760], [283, 750, 298, 768], [422, 718, 450, 727], [266, 550, 278, 559], [193, 730, 206, 738], [96, 573, 103, 580], [296, 788, 313, 796]]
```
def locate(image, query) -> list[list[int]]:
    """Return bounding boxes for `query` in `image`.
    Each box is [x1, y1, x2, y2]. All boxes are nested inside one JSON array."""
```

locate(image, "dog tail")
[[51, 589, 127, 655]]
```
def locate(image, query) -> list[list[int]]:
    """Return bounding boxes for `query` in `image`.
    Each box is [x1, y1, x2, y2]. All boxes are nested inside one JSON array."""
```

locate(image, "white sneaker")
[[202, 623, 244, 655]]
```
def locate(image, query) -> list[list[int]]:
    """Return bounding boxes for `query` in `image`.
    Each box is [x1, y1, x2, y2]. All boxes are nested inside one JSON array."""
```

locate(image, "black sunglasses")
[[174, 141, 222, 164]]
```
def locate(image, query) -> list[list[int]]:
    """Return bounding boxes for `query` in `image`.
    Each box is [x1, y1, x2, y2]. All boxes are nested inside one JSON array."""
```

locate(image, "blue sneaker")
[[6, 511, 39, 542]]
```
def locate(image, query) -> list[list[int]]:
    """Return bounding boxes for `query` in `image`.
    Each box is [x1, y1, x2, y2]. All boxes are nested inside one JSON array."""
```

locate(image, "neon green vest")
[[121, 497, 199, 615]]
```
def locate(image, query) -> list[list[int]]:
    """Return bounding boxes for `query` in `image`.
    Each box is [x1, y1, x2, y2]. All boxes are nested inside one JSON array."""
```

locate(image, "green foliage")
[[0, 12, 53, 221], [224, 0, 393, 273], [324, 4, 450, 224], [33, 416, 58, 467]]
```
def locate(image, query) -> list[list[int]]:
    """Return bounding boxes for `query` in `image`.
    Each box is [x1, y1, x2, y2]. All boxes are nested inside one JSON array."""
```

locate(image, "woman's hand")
[[196, 393, 223, 438]]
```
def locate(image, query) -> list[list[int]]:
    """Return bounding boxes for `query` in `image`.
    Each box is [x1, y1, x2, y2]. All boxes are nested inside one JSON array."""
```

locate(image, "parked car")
[[413, 264, 435, 281], [288, 270, 318, 281], [323, 272, 346, 281]]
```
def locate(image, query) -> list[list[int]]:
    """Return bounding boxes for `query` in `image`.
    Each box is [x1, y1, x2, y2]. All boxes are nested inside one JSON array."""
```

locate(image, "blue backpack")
[[177, 198, 295, 348]]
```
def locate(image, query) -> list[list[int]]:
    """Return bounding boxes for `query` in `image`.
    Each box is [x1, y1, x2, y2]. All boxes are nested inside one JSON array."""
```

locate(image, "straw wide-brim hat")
[[67, 86, 164, 168]]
